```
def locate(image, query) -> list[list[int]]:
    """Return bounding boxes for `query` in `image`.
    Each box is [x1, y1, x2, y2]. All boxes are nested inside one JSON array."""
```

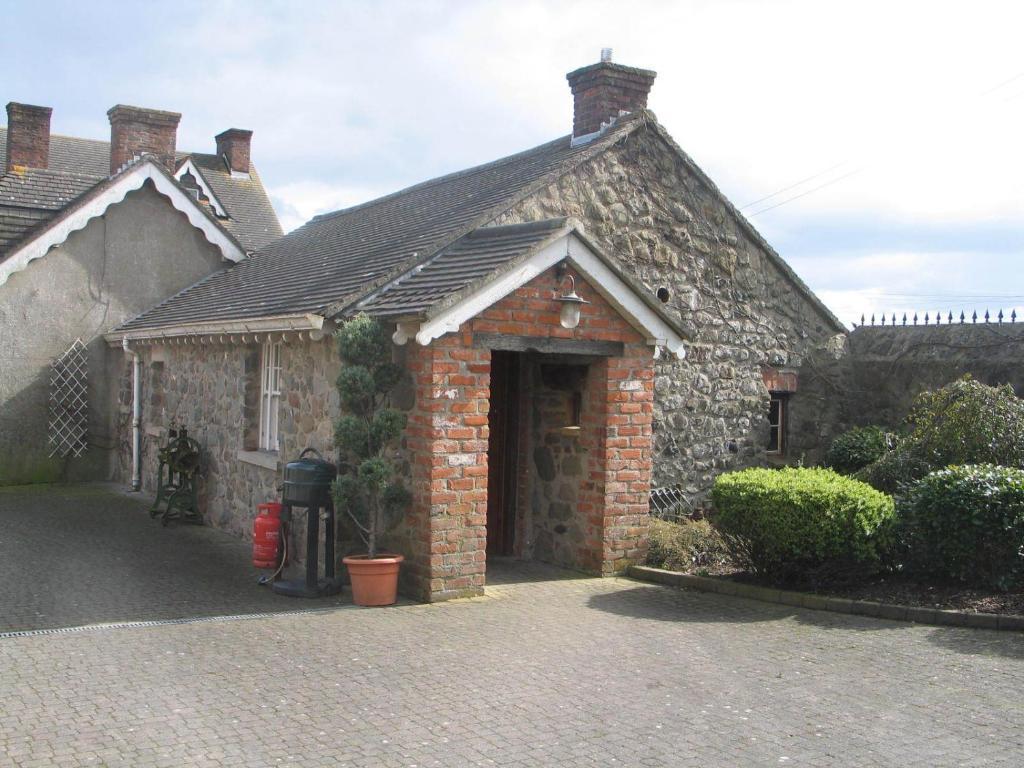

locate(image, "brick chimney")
[[566, 49, 657, 140], [107, 104, 181, 175], [5, 102, 52, 172], [215, 128, 253, 175]]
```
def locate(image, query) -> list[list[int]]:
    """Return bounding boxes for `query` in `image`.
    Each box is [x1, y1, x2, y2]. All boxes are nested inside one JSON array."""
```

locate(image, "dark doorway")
[[486, 351, 520, 556]]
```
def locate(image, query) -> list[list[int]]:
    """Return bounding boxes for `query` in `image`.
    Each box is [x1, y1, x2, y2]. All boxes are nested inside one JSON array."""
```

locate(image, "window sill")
[[237, 449, 280, 472]]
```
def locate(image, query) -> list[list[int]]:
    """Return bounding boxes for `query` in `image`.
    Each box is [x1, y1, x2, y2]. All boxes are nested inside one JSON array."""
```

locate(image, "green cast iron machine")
[[150, 424, 202, 526]]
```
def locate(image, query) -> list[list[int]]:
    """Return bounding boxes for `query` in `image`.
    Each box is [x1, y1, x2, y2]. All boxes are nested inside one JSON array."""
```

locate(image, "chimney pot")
[[107, 104, 181, 175], [566, 54, 656, 140], [5, 102, 52, 172], [215, 128, 253, 175]]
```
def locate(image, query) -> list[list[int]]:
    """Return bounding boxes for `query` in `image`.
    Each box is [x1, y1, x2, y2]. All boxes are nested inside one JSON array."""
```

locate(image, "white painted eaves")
[[173, 159, 228, 217], [414, 227, 687, 358], [0, 158, 246, 288]]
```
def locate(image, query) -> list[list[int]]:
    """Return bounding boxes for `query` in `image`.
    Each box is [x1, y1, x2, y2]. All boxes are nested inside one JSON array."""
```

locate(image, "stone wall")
[[116, 336, 339, 540], [0, 182, 225, 486], [790, 323, 1024, 462], [492, 122, 843, 511], [523, 359, 593, 570]]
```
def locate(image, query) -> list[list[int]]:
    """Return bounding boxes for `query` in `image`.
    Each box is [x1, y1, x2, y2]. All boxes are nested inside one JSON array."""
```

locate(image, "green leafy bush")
[[855, 377, 1024, 494], [332, 315, 410, 558], [710, 467, 895, 583], [901, 464, 1024, 590], [824, 425, 894, 475], [905, 376, 1024, 471], [853, 450, 931, 496], [646, 518, 732, 573]]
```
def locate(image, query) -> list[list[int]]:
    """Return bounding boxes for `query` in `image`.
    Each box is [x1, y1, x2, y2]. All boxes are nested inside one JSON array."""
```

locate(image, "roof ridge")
[[302, 117, 641, 228], [304, 134, 571, 226], [0, 127, 110, 147], [465, 217, 568, 238], [320, 115, 643, 317], [1, 126, 237, 166], [47, 132, 110, 145]]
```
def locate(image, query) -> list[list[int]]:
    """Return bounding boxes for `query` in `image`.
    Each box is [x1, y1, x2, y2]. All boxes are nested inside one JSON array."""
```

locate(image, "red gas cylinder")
[[253, 502, 283, 568]]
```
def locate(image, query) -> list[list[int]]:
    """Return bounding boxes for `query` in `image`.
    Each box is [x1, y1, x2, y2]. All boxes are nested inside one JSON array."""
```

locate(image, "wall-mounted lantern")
[[555, 273, 590, 329]]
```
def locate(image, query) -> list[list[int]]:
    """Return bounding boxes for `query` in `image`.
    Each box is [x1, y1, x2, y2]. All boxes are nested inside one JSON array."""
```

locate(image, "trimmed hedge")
[[901, 464, 1024, 590], [824, 425, 893, 475], [711, 467, 895, 583]]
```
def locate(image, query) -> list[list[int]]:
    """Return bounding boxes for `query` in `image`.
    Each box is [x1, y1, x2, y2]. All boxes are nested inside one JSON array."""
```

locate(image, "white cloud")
[[271, 181, 395, 234], [14, 0, 1020, 316], [121, 1, 1022, 232]]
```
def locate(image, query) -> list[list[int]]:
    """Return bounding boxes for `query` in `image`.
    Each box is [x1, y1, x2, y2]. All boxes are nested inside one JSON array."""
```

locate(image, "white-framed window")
[[768, 393, 785, 454], [259, 340, 282, 452]]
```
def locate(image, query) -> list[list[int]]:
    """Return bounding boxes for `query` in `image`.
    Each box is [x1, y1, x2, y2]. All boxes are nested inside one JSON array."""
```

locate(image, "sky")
[[3, 0, 1022, 327]]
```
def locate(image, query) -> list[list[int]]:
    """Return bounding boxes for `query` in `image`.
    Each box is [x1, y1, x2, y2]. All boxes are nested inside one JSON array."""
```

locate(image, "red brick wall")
[[402, 264, 655, 600], [403, 338, 492, 601], [601, 349, 655, 573], [566, 62, 656, 138], [5, 103, 51, 171], [108, 105, 181, 174], [215, 128, 253, 174]]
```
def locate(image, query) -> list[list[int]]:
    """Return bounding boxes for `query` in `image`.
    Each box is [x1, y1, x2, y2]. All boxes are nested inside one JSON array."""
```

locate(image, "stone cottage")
[[0, 103, 281, 485], [106, 54, 844, 601]]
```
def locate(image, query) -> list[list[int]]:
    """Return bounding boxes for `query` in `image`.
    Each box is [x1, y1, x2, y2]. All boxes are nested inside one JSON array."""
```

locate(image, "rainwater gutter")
[[121, 337, 142, 491]]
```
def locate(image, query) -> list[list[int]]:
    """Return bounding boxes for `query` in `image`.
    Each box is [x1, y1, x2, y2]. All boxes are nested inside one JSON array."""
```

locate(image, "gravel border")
[[628, 566, 1024, 631]]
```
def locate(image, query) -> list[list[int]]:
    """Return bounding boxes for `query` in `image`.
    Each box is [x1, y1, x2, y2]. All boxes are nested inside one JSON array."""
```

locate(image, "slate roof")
[[115, 118, 641, 333], [358, 218, 570, 317], [114, 110, 844, 335], [180, 153, 282, 250], [0, 126, 281, 258]]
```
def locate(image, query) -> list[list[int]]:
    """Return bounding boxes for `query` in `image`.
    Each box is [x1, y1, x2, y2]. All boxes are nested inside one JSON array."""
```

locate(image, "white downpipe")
[[122, 337, 142, 492]]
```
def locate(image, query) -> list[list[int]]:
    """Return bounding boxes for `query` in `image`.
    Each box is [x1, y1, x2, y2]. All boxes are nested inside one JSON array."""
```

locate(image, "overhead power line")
[[739, 162, 849, 211], [746, 168, 863, 217], [739, 66, 1024, 218]]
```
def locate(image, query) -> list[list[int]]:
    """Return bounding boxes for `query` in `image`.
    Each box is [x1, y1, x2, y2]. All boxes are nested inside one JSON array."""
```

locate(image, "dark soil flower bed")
[[648, 518, 1024, 617], [804, 575, 1024, 616], [696, 568, 1024, 616]]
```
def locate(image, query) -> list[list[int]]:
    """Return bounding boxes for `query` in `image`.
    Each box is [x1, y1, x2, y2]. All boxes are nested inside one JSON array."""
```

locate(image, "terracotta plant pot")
[[343, 553, 404, 606]]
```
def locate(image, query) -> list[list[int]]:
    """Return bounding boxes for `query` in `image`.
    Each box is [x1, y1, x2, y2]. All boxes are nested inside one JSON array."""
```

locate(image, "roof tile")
[[115, 118, 641, 333], [0, 125, 280, 259]]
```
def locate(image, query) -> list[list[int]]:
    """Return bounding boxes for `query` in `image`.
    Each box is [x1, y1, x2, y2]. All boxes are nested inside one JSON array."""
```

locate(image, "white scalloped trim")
[[413, 231, 686, 359], [0, 160, 245, 288], [174, 159, 228, 217]]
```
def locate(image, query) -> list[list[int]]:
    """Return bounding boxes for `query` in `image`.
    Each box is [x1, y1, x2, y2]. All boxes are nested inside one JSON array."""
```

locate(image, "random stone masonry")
[[494, 121, 843, 512]]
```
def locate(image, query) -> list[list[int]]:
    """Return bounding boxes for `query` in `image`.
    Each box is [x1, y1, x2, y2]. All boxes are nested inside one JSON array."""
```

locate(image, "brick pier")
[[400, 264, 655, 601]]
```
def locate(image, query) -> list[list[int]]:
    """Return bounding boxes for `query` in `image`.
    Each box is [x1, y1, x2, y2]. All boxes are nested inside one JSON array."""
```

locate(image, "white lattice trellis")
[[48, 339, 89, 458]]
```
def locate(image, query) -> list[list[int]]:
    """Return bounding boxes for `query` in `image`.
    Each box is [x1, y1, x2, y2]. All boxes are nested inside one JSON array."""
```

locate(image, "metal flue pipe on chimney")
[[566, 50, 657, 141]]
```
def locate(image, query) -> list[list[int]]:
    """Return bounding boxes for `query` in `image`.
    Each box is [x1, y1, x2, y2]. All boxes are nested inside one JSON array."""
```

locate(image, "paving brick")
[[3, 485, 1023, 767], [0, 484, 346, 633]]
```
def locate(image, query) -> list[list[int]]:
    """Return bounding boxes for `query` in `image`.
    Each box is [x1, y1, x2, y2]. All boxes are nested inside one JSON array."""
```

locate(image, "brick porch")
[[399, 264, 655, 601]]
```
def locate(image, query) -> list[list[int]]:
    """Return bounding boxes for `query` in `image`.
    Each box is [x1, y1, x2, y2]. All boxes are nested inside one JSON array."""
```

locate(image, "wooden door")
[[486, 351, 519, 556]]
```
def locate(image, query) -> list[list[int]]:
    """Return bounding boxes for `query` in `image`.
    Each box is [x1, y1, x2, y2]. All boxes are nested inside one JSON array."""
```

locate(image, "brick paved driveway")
[[2, 549, 1023, 766], [0, 484, 345, 632]]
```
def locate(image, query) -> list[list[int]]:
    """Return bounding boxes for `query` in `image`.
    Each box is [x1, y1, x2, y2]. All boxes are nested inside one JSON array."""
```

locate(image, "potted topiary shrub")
[[333, 314, 411, 606]]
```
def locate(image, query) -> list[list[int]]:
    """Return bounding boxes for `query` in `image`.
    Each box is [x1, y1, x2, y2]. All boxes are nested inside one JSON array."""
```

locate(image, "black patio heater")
[[272, 448, 343, 598]]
